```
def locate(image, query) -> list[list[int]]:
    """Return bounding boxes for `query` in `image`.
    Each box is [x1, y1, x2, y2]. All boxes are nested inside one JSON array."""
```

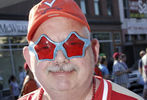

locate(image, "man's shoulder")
[[18, 88, 43, 100], [113, 61, 121, 66], [94, 76, 143, 100], [110, 81, 144, 100]]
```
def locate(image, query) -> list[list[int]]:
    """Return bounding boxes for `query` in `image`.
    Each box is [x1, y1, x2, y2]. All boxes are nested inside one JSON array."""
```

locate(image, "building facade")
[[119, 0, 147, 66]]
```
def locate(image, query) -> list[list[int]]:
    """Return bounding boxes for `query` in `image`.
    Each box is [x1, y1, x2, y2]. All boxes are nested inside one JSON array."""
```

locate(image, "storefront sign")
[[0, 20, 28, 36], [129, 0, 147, 18], [127, 19, 147, 34]]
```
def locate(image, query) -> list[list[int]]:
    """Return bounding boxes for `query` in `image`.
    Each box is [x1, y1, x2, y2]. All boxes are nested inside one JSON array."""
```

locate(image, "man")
[[112, 52, 130, 88], [98, 56, 110, 79], [119, 53, 131, 88], [141, 49, 147, 99], [18, 66, 26, 89], [19, 0, 143, 100], [138, 50, 146, 77]]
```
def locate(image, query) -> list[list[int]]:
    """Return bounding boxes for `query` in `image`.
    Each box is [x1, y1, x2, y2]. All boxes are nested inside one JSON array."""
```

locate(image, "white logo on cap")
[[44, 0, 56, 7]]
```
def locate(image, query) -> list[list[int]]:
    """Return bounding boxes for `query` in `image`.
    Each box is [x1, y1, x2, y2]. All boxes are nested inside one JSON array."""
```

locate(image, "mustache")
[[47, 64, 78, 72]]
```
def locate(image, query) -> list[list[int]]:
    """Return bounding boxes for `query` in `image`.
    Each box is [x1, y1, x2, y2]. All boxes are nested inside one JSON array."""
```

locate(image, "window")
[[125, 34, 147, 42], [80, 0, 87, 14], [92, 32, 121, 59], [94, 0, 100, 15], [106, 0, 113, 16], [132, 35, 137, 41], [113, 32, 121, 43], [92, 32, 114, 60], [99, 42, 113, 60], [125, 34, 132, 42], [93, 32, 110, 40], [123, 0, 130, 18], [138, 34, 146, 40], [0, 36, 27, 89], [0, 36, 27, 50]]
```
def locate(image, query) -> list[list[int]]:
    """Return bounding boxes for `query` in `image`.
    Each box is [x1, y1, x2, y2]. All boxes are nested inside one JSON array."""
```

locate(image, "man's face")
[[24, 17, 99, 92]]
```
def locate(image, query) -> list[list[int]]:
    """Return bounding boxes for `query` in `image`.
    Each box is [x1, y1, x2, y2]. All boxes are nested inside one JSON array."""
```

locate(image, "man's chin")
[[49, 71, 76, 91], [52, 78, 74, 91]]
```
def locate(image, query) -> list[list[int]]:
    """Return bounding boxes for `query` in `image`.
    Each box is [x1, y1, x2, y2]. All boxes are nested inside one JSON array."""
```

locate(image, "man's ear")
[[23, 46, 31, 69], [91, 39, 99, 64]]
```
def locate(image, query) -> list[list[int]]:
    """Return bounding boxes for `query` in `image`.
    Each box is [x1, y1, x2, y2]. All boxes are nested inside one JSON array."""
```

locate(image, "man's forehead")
[[38, 17, 86, 29], [31, 17, 90, 42]]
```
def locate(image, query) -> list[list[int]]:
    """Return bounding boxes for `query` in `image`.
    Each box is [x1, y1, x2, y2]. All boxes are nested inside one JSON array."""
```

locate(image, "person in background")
[[94, 56, 103, 77], [138, 50, 146, 78], [19, 62, 38, 96], [112, 52, 120, 81], [141, 49, 147, 99], [98, 56, 110, 79], [18, 66, 26, 90], [19, 0, 143, 99], [112, 52, 130, 88], [119, 53, 131, 88], [8, 75, 20, 100]]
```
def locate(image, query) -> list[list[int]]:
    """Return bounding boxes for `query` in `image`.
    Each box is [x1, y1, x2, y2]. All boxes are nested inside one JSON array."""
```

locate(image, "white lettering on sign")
[[129, 1, 138, 11], [0, 20, 28, 36], [129, 0, 147, 14], [126, 19, 147, 34], [138, 0, 147, 14]]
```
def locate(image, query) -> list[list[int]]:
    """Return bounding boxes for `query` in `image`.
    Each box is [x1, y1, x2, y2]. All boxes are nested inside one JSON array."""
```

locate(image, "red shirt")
[[22, 79, 38, 96], [95, 65, 103, 77], [18, 76, 140, 100]]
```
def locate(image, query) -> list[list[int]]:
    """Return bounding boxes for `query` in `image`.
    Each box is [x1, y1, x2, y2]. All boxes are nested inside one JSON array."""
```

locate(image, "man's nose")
[[54, 50, 69, 64]]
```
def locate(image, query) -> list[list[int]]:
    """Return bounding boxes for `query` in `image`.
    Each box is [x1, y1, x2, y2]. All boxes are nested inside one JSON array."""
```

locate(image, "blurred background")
[[0, 0, 147, 99]]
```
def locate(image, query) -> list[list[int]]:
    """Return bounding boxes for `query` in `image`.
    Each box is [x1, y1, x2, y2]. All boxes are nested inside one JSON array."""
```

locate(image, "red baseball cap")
[[27, 0, 91, 41], [113, 52, 120, 59]]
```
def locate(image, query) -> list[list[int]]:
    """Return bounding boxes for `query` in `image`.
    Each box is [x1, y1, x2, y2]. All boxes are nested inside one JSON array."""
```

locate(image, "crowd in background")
[[8, 63, 38, 100], [95, 49, 147, 99]]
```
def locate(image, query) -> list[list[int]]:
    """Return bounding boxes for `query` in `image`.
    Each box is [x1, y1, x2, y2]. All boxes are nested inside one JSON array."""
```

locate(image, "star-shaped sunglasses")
[[28, 32, 90, 62]]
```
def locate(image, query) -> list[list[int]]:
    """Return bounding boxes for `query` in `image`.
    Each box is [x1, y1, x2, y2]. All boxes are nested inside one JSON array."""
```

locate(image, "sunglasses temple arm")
[[28, 42, 35, 52], [84, 39, 91, 47]]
